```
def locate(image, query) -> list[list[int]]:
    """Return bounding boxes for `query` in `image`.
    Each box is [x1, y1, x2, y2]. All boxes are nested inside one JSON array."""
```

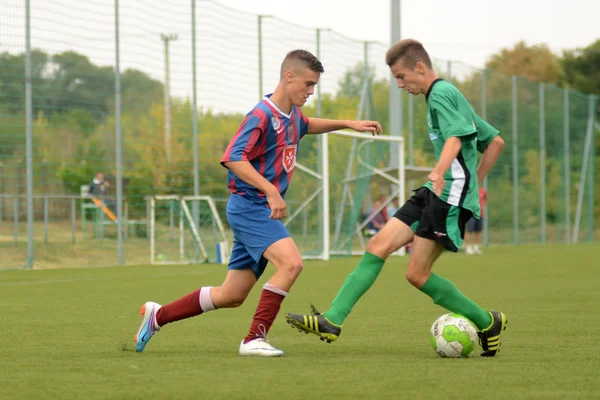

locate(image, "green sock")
[[419, 273, 492, 330], [323, 252, 385, 325]]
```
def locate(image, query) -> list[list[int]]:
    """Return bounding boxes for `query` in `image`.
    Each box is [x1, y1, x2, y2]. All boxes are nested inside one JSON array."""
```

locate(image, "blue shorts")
[[226, 195, 291, 279]]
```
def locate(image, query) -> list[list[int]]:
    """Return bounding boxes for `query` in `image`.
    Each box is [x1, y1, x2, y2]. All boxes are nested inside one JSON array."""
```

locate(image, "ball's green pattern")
[[442, 325, 460, 341], [459, 333, 475, 357], [430, 313, 478, 358]]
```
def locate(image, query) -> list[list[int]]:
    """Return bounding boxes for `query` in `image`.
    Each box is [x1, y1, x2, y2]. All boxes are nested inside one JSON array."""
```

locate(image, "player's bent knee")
[[272, 256, 303, 281], [211, 285, 250, 308], [284, 257, 304, 279], [405, 267, 429, 289], [221, 292, 248, 308], [366, 232, 394, 259]]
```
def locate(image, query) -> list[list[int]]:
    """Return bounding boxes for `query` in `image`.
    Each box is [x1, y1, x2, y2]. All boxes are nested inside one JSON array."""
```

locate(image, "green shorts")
[[393, 187, 472, 252]]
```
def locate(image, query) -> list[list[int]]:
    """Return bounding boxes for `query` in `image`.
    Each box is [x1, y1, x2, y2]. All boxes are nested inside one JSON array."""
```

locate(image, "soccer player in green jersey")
[[286, 39, 507, 357]]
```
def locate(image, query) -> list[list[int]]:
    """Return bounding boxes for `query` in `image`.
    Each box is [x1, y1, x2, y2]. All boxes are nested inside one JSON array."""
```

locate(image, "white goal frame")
[[150, 195, 229, 265]]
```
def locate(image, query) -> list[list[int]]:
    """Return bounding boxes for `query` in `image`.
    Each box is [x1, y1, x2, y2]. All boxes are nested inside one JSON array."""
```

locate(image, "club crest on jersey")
[[287, 125, 295, 142], [271, 116, 281, 131], [282, 145, 296, 173]]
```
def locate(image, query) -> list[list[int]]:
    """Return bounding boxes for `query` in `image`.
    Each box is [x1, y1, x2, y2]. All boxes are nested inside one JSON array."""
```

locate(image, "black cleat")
[[478, 311, 507, 357], [286, 305, 342, 343]]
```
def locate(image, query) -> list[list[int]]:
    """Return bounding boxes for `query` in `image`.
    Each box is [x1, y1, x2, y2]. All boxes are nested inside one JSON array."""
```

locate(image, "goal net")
[[150, 195, 229, 264]]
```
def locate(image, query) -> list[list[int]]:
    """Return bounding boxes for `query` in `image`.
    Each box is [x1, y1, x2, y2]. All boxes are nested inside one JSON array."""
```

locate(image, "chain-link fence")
[[0, 0, 597, 269]]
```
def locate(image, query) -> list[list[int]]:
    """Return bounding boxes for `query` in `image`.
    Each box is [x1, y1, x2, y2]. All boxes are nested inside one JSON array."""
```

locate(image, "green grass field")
[[1, 244, 599, 399]]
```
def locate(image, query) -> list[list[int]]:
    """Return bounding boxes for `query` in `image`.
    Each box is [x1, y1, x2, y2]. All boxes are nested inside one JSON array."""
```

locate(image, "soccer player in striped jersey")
[[133, 49, 382, 356], [287, 39, 508, 357]]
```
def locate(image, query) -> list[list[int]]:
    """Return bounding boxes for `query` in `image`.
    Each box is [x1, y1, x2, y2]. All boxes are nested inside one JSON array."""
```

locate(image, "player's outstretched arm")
[[476, 135, 504, 185], [223, 161, 286, 219], [306, 118, 382, 136]]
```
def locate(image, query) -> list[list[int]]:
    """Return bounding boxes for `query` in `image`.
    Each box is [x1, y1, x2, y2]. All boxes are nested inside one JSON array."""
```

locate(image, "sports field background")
[[1, 243, 598, 399]]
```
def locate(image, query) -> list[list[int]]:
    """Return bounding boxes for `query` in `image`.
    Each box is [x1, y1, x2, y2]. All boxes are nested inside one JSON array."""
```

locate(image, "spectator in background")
[[364, 199, 386, 236], [88, 171, 116, 212], [88, 172, 107, 196], [465, 187, 487, 255]]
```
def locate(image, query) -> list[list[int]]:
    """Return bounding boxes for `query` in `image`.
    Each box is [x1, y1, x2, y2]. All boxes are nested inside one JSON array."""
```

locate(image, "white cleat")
[[239, 338, 284, 357], [134, 301, 162, 352], [465, 246, 475, 255]]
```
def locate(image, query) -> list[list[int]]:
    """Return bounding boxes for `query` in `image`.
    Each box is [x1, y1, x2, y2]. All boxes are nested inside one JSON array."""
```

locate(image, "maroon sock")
[[243, 283, 288, 344], [155, 286, 215, 327]]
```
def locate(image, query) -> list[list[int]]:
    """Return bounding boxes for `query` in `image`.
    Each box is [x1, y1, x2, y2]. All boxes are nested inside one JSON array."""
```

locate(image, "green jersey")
[[423, 79, 499, 218]]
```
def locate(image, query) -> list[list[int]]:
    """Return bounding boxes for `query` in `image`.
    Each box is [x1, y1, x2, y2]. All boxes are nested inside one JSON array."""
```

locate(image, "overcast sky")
[[1, 0, 598, 113], [218, 0, 599, 67]]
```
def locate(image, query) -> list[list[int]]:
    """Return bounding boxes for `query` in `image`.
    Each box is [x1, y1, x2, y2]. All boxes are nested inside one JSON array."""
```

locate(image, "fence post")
[[114, 0, 124, 264], [257, 15, 272, 101], [590, 117, 597, 242], [25, 0, 34, 268], [71, 198, 76, 244], [512, 75, 518, 244], [191, 0, 200, 243], [14, 197, 19, 245], [0, 162, 3, 222], [41, 160, 47, 194], [44, 197, 48, 244], [124, 200, 128, 241], [563, 88, 570, 243], [169, 199, 175, 241], [539, 83, 546, 243], [389, 0, 402, 173], [146, 196, 151, 239]]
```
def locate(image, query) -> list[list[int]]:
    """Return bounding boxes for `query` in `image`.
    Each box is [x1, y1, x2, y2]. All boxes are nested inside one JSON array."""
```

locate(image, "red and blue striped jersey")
[[221, 94, 310, 205]]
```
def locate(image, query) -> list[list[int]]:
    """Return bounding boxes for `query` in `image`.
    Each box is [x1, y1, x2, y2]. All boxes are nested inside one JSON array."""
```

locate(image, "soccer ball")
[[430, 313, 478, 358]]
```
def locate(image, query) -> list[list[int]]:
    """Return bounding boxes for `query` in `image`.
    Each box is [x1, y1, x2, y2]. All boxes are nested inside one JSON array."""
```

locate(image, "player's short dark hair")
[[385, 39, 433, 69], [281, 49, 324, 78]]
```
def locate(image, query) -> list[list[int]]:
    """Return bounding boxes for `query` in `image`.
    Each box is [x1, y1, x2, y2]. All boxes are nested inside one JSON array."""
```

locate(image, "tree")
[[485, 41, 564, 85], [45, 51, 114, 120], [0, 49, 48, 115], [113, 68, 164, 116], [561, 39, 600, 96]]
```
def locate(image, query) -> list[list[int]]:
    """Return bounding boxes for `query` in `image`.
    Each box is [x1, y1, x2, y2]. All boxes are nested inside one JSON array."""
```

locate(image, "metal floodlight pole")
[[161, 33, 178, 164]]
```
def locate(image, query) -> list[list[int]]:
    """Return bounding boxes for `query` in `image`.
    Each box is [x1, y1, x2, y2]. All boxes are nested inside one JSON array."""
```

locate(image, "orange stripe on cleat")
[[140, 304, 146, 316]]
